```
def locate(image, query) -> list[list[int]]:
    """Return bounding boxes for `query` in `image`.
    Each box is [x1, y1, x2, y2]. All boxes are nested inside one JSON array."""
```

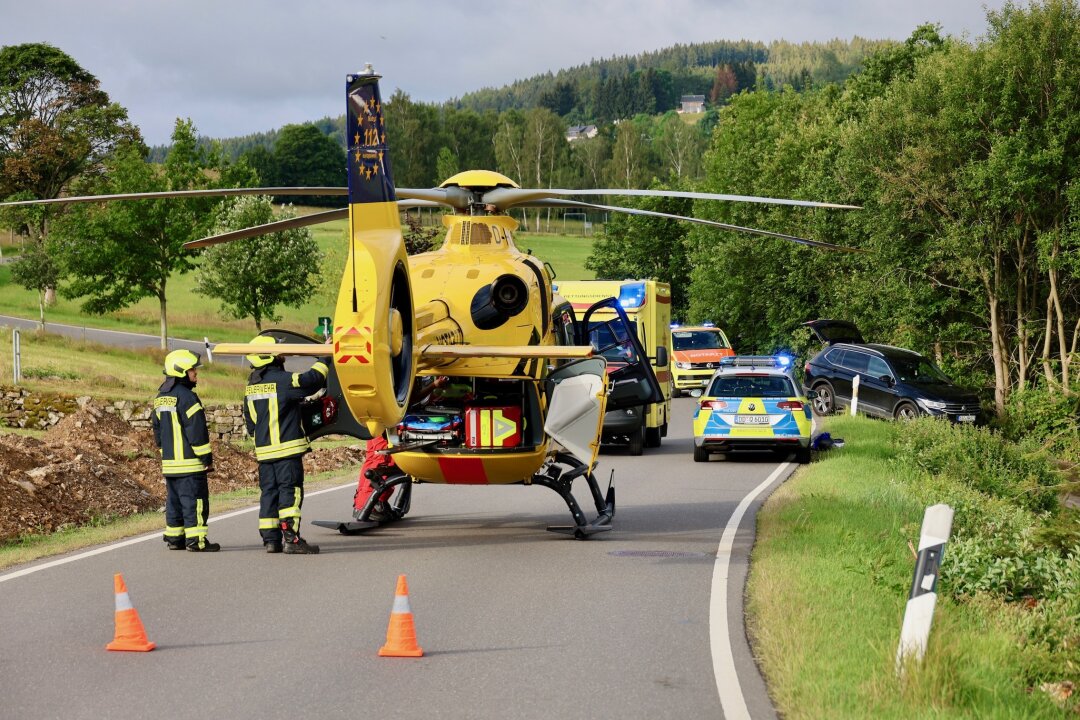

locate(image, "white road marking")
[[710, 462, 790, 720], [0, 482, 354, 584]]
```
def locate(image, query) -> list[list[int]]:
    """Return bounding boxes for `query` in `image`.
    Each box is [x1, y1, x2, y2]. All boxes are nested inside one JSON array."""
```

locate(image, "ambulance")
[[669, 323, 735, 397], [554, 280, 672, 455]]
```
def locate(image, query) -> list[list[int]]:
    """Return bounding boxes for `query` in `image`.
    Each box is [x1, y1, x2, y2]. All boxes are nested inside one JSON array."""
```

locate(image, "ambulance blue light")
[[775, 354, 793, 368], [702, 321, 715, 327], [618, 282, 647, 309]]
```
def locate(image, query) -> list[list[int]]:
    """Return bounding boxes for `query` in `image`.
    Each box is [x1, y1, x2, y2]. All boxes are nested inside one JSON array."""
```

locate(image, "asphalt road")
[[0, 397, 793, 720]]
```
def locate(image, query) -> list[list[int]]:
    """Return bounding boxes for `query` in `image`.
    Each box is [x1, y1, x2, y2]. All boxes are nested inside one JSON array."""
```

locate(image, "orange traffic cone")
[[378, 574, 423, 657], [105, 573, 156, 652]]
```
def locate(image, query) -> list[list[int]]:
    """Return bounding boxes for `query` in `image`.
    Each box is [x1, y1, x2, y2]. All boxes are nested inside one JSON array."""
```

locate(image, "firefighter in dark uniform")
[[244, 335, 329, 554], [152, 349, 220, 552]]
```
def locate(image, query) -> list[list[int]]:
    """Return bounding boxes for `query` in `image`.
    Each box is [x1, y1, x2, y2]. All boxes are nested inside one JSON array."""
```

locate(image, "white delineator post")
[[896, 503, 954, 674], [12, 328, 20, 384], [850, 374, 860, 416]]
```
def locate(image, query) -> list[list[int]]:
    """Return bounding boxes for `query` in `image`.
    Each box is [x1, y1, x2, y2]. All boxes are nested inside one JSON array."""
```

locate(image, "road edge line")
[[710, 462, 791, 720]]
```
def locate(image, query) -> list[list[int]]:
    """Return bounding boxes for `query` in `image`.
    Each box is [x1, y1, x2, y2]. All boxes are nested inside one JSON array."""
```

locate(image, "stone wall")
[[0, 385, 249, 441]]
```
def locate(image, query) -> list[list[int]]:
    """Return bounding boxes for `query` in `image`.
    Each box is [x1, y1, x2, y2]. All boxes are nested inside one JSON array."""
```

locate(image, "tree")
[[194, 196, 322, 331], [435, 146, 459, 184], [654, 113, 705, 181], [0, 43, 138, 304], [52, 119, 232, 348], [710, 64, 739, 104], [384, 90, 440, 187], [521, 108, 567, 231], [271, 124, 345, 206], [9, 243, 59, 328], [842, 1, 1080, 410], [571, 133, 611, 189], [606, 118, 652, 188]]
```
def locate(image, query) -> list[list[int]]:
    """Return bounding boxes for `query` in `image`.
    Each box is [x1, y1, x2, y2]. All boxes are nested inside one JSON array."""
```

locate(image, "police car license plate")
[[957, 414, 976, 422], [735, 415, 770, 425]]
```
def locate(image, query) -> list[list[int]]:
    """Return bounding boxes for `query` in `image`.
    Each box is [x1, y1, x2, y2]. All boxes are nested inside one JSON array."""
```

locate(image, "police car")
[[692, 355, 813, 464]]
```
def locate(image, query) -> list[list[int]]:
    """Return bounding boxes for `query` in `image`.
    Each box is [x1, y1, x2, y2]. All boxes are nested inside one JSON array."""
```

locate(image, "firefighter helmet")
[[246, 335, 279, 368], [164, 349, 202, 377]]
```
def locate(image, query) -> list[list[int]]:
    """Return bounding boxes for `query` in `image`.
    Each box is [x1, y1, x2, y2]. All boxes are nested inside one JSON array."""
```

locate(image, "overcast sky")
[[5, 0, 1006, 146]]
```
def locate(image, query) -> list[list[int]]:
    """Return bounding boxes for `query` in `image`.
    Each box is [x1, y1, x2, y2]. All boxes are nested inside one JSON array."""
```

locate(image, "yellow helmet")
[[246, 335, 279, 368], [164, 349, 202, 377]]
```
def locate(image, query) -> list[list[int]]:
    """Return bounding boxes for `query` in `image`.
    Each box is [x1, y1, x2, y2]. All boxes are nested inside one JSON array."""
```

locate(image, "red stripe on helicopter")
[[437, 457, 489, 484]]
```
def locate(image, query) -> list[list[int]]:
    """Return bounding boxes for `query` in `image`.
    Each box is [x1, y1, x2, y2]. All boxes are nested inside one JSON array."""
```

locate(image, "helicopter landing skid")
[[311, 518, 380, 535], [532, 453, 615, 540]]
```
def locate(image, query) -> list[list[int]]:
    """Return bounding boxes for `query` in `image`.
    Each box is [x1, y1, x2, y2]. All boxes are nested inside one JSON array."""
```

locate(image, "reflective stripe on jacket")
[[244, 361, 329, 462], [152, 381, 212, 476]]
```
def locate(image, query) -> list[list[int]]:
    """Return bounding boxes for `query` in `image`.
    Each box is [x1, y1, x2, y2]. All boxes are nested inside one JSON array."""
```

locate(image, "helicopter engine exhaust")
[[470, 274, 529, 330]]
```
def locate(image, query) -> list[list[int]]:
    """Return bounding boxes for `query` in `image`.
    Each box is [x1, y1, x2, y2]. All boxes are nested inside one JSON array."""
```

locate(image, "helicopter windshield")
[[588, 320, 640, 363], [672, 330, 728, 351]]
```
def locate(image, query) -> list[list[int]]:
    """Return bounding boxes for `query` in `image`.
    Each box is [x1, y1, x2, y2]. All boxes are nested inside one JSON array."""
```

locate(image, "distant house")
[[679, 95, 706, 114], [565, 124, 598, 142]]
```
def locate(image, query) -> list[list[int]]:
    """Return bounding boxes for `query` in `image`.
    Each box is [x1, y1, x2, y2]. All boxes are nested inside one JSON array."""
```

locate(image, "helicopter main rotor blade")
[[0, 187, 348, 208], [482, 187, 861, 212], [183, 208, 349, 249], [182, 198, 438, 250], [530, 199, 866, 253], [396, 186, 473, 209]]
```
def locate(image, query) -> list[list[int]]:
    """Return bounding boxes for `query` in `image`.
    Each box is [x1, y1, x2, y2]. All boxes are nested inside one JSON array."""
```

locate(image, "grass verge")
[[0, 326, 250, 403], [748, 415, 1070, 719]]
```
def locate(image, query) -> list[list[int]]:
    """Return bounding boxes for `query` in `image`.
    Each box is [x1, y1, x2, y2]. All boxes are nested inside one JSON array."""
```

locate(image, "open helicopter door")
[[257, 329, 374, 441], [544, 357, 607, 467], [577, 298, 664, 411]]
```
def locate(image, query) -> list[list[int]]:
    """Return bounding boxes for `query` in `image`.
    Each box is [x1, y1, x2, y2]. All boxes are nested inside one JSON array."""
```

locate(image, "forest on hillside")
[[148, 36, 890, 165]]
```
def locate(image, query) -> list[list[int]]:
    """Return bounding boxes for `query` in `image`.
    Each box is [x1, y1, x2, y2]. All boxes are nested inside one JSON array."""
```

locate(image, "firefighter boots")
[[186, 538, 221, 552], [281, 518, 319, 554], [264, 541, 283, 554]]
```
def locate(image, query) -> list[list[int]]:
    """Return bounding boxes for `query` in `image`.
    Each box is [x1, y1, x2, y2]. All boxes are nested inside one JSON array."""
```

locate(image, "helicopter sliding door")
[[578, 299, 663, 411]]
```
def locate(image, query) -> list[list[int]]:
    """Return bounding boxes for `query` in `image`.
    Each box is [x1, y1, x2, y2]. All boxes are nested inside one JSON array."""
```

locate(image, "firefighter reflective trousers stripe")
[[164, 472, 210, 546], [258, 456, 305, 544]]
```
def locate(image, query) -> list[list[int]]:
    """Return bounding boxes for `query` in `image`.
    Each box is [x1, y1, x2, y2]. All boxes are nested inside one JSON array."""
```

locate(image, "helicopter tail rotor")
[[331, 70, 418, 437]]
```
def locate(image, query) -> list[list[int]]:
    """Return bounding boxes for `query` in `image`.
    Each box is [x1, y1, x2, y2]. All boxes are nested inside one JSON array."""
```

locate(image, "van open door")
[[578, 298, 663, 411]]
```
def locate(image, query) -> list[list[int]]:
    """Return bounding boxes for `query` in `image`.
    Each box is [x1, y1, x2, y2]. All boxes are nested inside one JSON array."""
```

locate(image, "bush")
[[999, 385, 1080, 463], [894, 418, 1062, 514], [946, 535, 1080, 602]]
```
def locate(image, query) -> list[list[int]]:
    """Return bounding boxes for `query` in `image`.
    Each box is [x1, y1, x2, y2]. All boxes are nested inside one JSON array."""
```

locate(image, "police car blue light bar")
[[719, 355, 791, 368]]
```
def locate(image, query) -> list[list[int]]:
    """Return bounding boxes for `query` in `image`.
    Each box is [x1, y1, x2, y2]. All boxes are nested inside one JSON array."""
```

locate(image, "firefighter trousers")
[[164, 472, 210, 548], [258, 455, 305, 544]]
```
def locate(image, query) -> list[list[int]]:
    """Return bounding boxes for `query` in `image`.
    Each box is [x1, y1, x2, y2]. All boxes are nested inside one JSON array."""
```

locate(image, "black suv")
[[802, 321, 982, 423]]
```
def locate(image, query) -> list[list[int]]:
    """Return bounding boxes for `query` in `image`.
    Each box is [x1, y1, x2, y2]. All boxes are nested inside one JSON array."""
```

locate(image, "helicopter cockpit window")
[[588, 320, 641, 363]]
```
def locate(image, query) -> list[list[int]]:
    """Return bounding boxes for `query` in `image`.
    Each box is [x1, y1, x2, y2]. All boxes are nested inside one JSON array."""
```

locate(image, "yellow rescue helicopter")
[[0, 67, 860, 539]]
